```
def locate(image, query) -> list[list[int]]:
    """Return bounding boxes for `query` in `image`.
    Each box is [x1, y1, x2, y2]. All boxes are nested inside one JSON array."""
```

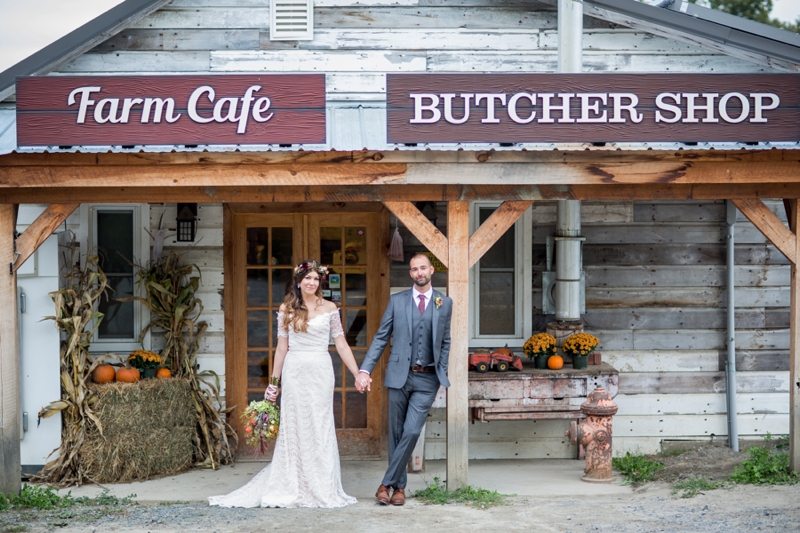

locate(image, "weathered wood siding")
[[149, 204, 226, 395], [60, 0, 780, 89], [416, 200, 790, 458]]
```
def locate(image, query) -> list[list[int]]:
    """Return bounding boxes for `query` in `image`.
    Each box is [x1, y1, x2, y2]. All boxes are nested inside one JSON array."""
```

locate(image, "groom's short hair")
[[409, 253, 432, 266]]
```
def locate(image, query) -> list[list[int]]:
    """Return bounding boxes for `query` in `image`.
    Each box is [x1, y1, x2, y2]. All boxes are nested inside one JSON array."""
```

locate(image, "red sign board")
[[16, 75, 326, 146], [387, 73, 800, 144]]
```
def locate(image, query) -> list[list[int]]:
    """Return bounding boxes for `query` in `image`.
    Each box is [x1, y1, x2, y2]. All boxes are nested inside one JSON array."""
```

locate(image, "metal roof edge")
[[659, 0, 800, 48], [581, 0, 800, 66], [0, 0, 171, 102]]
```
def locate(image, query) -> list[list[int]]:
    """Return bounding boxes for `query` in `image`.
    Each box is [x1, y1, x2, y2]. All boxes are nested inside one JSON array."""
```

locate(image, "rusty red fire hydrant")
[[565, 387, 618, 483]]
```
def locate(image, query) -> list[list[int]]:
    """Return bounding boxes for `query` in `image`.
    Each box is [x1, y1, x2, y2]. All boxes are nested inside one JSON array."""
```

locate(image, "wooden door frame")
[[223, 203, 390, 456]]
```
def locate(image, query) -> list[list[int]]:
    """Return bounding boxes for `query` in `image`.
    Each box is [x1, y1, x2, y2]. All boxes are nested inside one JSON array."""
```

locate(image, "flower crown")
[[294, 260, 329, 279]]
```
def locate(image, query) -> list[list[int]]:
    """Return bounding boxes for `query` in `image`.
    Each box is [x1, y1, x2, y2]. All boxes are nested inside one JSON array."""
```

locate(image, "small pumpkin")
[[116, 366, 140, 383], [493, 346, 513, 357], [156, 367, 172, 379], [92, 364, 116, 384], [547, 355, 564, 370]]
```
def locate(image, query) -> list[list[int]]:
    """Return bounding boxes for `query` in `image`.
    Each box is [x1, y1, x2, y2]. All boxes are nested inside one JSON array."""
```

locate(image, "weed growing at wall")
[[729, 434, 799, 486], [612, 452, 665, 485]]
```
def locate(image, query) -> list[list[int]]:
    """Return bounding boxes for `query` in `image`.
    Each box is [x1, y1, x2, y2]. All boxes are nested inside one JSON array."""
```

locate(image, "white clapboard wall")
[[59, 0, 792, 457], [149, 204, 226, 395]]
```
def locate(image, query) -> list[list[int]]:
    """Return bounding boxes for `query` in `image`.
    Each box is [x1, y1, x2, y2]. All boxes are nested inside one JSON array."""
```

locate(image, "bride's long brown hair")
[[282, 260, 326, 333]]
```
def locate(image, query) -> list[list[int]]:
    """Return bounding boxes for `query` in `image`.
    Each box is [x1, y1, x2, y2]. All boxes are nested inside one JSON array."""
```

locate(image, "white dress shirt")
[[412, 286, 433, 312]]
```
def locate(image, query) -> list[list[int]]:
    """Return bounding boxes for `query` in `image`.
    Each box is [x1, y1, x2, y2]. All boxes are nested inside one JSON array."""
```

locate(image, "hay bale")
[[79, 378, 196, 483]]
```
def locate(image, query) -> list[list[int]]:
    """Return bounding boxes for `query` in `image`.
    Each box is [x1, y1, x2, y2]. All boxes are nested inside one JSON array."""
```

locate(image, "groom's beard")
[[413, 275, 431, 287]]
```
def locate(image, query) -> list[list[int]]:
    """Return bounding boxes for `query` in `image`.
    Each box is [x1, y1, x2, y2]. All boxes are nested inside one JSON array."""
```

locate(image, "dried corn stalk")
[[35, 240, 119, 486], [127, 251, 236, 468]]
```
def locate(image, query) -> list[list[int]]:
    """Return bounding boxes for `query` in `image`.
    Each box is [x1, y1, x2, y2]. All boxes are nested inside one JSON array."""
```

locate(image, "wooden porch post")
[[732, 198, 800, 472], [0, 204, 20, 495], [446, 201, 470, 490], [790, 200, 800, 472]]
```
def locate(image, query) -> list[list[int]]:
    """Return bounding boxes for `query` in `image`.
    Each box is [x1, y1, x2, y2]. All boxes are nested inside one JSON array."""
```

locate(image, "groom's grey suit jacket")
[[362, 289, 452, 389]]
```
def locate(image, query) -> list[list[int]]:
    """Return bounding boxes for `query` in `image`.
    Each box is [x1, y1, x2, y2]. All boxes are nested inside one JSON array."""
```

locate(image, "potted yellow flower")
[[561, 333, 599, 370], [127, 349, 163, 378], [523, 333, 557, 369]]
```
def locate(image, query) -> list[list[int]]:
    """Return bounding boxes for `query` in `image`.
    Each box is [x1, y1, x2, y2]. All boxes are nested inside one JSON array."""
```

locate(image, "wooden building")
[[1, 0, 800, 494]]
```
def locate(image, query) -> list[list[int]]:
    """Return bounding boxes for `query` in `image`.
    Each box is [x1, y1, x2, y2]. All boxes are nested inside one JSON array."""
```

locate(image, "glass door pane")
[[245, 226, 294, 404], [319, 225, 368, 430]]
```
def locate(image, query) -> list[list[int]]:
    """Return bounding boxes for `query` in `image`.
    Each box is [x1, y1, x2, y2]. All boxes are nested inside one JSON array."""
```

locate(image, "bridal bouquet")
[[242, 400, 281, 454]]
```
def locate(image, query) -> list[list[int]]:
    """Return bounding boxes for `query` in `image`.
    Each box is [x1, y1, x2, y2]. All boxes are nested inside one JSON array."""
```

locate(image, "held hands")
[[355, 373, 372, 394], [265, 384, 279, 403]]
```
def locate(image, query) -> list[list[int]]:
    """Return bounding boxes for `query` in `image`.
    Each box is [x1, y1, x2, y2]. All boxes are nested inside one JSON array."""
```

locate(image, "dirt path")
[[3, 483, 799, 533]]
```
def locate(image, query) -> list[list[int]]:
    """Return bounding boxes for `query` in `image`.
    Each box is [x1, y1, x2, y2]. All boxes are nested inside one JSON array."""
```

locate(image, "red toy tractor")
[[469, 348, 524, 373]]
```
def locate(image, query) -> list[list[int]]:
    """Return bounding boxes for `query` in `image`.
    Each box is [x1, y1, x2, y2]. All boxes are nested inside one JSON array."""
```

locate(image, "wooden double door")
[[228, 209, 387, 457]]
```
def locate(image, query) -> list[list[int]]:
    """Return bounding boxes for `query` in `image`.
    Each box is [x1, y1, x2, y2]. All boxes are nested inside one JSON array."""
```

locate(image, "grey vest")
[[411, 296, 435, 367]]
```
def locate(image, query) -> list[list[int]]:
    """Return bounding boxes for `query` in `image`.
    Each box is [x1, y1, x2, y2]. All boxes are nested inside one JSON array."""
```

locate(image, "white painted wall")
[[17, 232, 62, 468]]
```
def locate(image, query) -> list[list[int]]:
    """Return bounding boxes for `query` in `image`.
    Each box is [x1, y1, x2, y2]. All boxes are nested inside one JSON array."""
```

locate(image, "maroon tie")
[[418, 294, 426, 315]]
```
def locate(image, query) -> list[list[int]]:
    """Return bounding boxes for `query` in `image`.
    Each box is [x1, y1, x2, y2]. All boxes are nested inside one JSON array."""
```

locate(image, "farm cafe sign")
[[387, 74, 800, 143], [15, 75, 326, 146]]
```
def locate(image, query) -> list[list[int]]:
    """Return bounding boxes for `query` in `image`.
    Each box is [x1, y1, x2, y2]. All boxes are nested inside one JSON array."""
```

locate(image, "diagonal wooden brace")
[[732, 198, 796, 264], [383, 201, 449, 268], [13, 204, 79, 273], [468, 201, 532, 268]]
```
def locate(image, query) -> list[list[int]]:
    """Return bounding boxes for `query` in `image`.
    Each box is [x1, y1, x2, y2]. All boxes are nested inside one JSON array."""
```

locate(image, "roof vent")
[[270, 0, 314, 41]]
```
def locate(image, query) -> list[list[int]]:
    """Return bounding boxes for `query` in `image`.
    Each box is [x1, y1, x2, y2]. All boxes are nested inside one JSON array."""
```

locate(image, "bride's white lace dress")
[[208, 310, 357, 508]]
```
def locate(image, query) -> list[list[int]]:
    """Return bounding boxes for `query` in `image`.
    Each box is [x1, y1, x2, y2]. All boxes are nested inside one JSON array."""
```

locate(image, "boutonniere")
[[434, 295, 443, 309]]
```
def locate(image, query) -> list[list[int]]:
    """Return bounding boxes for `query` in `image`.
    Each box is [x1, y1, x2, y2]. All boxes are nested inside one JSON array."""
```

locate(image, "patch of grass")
[[729, 433, 799, 486], [7, 485, 75, 510], [612, 452, 665, 485], [0, 486, 137, 516], [671, 476, 721, 498], [91, 490, 136, 506], [2, 525, 29, 533], [413, 477, 509, 509]]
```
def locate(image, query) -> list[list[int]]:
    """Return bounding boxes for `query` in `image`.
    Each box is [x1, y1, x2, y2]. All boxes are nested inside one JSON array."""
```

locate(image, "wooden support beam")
[[790, 200, 800, 473], [0, 204, 20, 495], [5, 183, 800, 204], [13, 204, 78, 273], [468, 201, 533, 268], [446, 201, 470, 490], [382, 201, 449, 268], [732, 198, 796, 263]]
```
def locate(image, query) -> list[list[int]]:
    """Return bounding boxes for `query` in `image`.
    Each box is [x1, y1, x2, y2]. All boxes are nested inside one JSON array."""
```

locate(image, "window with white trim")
[[81, 204, 150, 353], [469, 202, 532, 347]]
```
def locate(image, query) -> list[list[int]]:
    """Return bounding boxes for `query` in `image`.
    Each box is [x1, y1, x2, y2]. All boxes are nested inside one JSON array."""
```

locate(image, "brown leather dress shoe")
[[375, 484, 391, 505], [390, 487, 405, 506]]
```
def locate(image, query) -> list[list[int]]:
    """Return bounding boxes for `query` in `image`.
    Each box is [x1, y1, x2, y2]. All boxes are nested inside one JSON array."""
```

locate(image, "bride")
[[209, 260, 366, 508]]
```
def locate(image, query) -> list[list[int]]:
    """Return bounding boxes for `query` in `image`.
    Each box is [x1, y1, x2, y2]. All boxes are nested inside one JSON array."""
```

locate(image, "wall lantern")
[[176, 203, 198, 242]]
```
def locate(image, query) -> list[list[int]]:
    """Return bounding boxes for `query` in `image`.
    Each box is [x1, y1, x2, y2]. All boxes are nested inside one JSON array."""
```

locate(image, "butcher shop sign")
[[16, 74, 325, 147], [387, 73, 800, 144]]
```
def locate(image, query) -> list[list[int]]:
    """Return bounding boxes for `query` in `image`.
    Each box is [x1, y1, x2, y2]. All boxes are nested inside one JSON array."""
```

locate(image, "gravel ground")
[[2, 483, 799, 533]]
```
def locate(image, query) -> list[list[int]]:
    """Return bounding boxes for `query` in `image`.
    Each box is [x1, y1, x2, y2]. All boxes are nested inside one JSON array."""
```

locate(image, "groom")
[[355, 253, 452, 506]]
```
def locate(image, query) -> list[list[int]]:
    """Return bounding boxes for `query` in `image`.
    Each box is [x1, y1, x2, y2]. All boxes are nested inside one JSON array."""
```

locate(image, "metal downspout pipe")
[[726, 201, 739, 451], [556, 0, 583, 323]]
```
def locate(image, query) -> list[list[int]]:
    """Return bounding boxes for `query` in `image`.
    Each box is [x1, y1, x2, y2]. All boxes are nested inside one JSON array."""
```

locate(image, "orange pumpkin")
[[92, 364, 116, 384], [116, 366, 140, 383], [156, 367, 172, 379], [494, 346, 513, 357], [547, 355, 564, 370]]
